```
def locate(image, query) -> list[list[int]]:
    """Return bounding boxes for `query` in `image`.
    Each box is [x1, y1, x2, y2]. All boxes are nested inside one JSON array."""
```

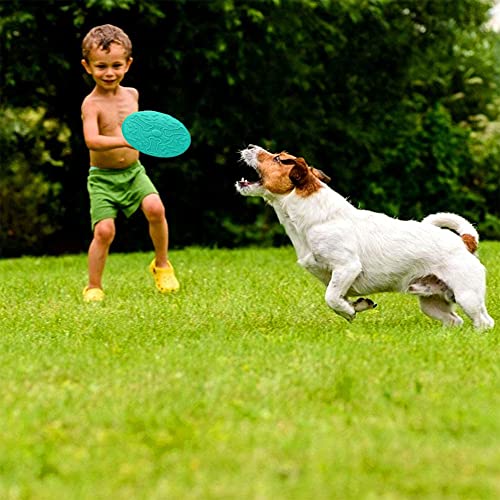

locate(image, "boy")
[[81, 24, 179, 302]]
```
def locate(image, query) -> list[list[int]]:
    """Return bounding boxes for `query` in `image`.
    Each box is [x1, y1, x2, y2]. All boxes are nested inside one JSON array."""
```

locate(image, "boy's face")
[[81, 42, 132, 91]]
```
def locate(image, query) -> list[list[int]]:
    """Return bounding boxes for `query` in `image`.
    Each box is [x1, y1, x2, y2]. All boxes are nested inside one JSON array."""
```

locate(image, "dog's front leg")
[[324, 260, 362, 322]]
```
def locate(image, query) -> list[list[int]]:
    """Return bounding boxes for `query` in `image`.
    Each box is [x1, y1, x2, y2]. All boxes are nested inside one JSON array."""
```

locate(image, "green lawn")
[[0, 243, 499, 499]]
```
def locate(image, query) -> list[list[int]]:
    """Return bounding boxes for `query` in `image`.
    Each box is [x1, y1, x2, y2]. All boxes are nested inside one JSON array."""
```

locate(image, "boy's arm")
[[81, 100, 132, 151]]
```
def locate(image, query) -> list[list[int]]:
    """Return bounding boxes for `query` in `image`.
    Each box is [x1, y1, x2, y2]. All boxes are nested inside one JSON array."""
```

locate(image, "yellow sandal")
[[149, 259, 180, 293], [83, 286, 104, 302]]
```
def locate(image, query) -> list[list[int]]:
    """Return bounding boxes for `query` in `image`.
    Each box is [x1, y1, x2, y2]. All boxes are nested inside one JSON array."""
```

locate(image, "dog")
[[236, 145, 494, 330]]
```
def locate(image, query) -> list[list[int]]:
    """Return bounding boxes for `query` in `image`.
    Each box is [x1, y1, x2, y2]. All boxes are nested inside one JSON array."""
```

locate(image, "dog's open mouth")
[[237, 146, 265, 193], [236, 177, 261, 189], [237, 177, 262, 187]]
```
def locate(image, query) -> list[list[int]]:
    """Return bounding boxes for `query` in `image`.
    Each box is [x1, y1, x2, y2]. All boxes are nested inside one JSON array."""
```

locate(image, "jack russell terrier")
[[236, 145, 494, 330]]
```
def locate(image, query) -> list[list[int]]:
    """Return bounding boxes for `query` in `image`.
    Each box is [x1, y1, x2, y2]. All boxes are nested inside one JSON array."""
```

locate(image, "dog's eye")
[[273, 155, 295, 165]]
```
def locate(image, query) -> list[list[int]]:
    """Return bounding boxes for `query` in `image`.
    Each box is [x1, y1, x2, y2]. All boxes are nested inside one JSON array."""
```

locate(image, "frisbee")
[[122, 110, 191, 158]]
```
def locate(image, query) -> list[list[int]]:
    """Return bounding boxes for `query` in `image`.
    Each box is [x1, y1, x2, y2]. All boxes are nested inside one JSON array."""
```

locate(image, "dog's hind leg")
[[446, 263, 494, 330], [324, 261, 362, 321], [418, 296, 464, 327], [454, 290, 494, 330]]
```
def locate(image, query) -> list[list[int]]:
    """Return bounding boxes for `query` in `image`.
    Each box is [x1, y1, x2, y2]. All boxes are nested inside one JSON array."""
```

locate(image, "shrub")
[[0, 107, 70, 256]]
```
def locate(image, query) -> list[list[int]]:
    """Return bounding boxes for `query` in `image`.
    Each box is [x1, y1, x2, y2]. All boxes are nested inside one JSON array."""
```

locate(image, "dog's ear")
[[311, 167, 331, 184], [289, 157, 309, 187]]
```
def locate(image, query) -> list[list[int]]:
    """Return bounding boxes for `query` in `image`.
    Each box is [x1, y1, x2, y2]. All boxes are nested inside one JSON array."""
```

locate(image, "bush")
[[0, 107, 70, 256]]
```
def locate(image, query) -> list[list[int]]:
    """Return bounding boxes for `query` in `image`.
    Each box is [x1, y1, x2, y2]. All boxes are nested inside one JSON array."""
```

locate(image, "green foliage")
[[0, 107, 70, 256], [0, 0, 499, 255], [369, 104, 477, 219], [0, 246, 499, 497], [470, 119, 500, 237]]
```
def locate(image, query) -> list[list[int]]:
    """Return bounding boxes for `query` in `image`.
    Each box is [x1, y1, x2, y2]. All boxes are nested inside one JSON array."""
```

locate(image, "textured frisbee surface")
[[122, 111, 191, 158]]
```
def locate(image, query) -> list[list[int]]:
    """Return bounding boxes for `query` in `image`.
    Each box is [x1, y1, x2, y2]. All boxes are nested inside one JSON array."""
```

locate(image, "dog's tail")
[[422, 212, 479, 254]]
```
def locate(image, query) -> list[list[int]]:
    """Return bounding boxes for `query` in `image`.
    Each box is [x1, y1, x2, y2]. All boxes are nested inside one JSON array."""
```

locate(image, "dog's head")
[[236, 145, 331, 200]]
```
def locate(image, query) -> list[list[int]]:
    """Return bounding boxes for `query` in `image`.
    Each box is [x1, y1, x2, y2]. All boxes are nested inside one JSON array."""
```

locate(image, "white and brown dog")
[[236, 145, 494, 330]]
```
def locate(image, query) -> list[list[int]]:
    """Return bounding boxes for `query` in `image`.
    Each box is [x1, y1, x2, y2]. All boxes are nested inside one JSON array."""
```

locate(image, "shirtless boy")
[[81, 24, 179, 302]]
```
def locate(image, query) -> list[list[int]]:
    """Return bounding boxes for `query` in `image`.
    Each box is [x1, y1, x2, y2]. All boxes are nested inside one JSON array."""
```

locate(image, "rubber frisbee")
[[122, 110, 191, 158]]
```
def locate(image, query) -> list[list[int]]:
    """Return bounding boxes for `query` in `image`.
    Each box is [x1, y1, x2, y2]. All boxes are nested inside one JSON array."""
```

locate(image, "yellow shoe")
[[149, 259, 180, 293], [83, 286, 104, 302]]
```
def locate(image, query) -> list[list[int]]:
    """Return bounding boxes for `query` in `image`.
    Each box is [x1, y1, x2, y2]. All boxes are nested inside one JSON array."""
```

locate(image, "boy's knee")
[[94, 219, 115, 243], [143, 196, 165, 222]]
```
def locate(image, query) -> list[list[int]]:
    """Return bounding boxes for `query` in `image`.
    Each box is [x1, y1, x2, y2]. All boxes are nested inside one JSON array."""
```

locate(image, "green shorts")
[[87, 160, 158, 230]]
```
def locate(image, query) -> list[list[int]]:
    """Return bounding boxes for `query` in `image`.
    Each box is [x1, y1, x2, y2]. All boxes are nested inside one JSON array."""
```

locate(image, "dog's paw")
[[352, 298, 377, 312], [339, 311, 356, 322]]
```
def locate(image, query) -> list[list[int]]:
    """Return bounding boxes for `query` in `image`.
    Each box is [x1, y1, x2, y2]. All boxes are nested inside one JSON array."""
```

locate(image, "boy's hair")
[[82, 24, 132, 61]]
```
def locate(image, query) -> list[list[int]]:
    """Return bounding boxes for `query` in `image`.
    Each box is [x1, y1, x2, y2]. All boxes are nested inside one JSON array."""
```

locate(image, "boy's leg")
[[141, 193, 179, 292], [141, 193, 169, 267], [86, 218, 116, 291]]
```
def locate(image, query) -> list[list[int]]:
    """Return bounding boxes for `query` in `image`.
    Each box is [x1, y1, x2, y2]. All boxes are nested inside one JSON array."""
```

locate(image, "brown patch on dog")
[[289, 158, 324, 197], [461, 233, 478, 254], [255, 150, 296, 194], [289, 157, 309, 186], [254, 150, 327, 197]]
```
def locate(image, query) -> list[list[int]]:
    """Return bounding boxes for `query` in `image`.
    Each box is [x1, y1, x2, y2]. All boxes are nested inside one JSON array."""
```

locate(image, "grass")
[[0, 243, 499, 499]]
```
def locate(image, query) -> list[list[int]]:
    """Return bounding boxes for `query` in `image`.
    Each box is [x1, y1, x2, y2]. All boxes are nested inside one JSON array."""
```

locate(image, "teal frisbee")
[[122, 110, 191, 158]]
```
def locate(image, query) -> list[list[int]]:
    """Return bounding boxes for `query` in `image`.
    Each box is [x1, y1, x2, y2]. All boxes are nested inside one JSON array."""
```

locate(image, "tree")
[[1, 0, 499, 256]]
